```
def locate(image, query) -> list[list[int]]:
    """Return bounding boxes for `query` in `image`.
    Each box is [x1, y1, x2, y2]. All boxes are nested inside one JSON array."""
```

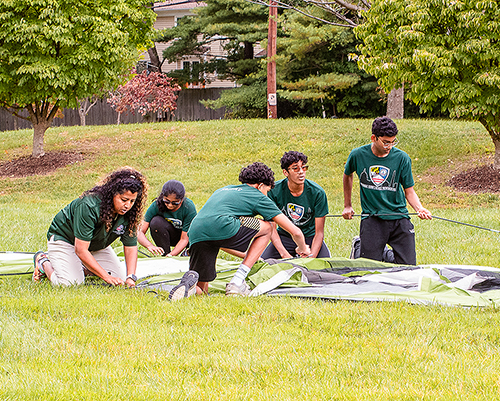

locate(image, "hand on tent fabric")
[[146, 245, 164, 256], [295, 244, 311, 258]]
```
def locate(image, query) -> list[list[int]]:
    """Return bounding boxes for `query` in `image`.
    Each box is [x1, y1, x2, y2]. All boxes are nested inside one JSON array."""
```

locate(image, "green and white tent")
[[4, 252, 500, 307]]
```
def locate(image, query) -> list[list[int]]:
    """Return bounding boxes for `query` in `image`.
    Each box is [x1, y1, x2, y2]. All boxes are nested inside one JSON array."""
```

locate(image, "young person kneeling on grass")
[[261, 151, 330, 260], [187, 162, 311, 296], [137, 180, 197, 257], [32, 167, 148, 288]]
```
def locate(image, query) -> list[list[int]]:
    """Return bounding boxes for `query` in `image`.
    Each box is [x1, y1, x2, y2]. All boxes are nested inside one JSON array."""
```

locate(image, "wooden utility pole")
[[267, 0, 277, 119]]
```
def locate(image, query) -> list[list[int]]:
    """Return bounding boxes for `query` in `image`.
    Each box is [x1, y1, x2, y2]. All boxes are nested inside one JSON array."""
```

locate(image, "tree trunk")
[[147, 46, 162, 72], [27, 101, 59, 158], [244, 41, 254, 60], [478, 117, 500, 170], [32, 121, 50, 158], [493, 137, 500, 170], [386, 85, 404, 119], [78, 100, 87, 126], [78, 98, 98, 126]]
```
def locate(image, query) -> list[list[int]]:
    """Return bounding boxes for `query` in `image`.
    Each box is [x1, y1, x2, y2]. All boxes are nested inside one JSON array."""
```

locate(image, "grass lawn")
[[1, 118, 500, 400]]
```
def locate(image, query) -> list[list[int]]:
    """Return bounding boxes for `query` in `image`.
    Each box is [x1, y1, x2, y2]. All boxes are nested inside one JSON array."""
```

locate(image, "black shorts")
[[360, 217, 416, 265], [261, 233, 331, 259], [189, 217, 260, 282]]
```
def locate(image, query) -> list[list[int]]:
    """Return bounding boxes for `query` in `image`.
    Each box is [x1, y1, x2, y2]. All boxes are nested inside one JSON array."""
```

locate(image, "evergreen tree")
[[159, 0, 268, 86], [276, 9, 383, 118]]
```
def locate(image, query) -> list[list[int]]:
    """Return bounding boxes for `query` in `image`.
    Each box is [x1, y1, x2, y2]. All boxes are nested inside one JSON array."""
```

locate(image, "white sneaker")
[[225, 281, 251, 296], [169, 271, 199, 301]]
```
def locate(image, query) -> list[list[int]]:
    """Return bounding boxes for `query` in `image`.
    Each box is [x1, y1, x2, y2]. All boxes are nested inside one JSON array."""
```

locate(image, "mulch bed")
[[0, 151, 84, 178], [447, 165, 500, 193]]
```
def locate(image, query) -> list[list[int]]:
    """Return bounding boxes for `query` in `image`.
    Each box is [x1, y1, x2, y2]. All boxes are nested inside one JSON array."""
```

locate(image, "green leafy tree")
[[356, 0, 500, 168], [0, 0, 156, 157], [201, 80, 268, 118]]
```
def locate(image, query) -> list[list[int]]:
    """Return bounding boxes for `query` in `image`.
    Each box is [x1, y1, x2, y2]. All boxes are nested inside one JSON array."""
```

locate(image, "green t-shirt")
[[47, 195, 137, 251], [344, 144, 414, 220], [144, 198, 197, 232], [188, 184, 282, 245], [268, 178, 329, 238]]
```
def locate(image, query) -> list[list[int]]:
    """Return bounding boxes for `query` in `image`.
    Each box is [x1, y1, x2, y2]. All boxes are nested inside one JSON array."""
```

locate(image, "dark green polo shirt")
[[47, 195, 137, 251]]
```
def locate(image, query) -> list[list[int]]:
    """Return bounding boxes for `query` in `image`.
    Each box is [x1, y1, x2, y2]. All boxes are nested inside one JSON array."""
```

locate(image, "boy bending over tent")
[[188, 162, 311, 296]]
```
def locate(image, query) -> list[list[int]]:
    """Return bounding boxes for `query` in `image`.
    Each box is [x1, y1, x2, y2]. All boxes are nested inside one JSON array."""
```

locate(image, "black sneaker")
[[168, 271, 199, 301], [349, 236, 361, 259]]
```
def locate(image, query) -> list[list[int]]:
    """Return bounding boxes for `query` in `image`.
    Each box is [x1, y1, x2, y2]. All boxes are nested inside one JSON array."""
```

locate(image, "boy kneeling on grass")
[[187, 162, 311, 296]]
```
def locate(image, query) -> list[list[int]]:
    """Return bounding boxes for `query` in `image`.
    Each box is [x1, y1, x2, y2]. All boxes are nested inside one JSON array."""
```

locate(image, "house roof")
[[153, 0, 206, 10]]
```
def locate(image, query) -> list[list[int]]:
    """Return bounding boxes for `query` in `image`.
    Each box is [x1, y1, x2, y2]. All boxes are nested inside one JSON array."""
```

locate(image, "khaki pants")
[[47, 237, 125, 286]]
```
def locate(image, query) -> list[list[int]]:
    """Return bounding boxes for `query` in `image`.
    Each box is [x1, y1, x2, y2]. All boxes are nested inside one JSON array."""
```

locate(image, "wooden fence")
[[0, 88, 228, 131]]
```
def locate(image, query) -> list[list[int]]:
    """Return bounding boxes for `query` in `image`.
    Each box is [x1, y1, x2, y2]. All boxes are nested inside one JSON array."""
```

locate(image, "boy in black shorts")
[[188, 162, 311, 296]]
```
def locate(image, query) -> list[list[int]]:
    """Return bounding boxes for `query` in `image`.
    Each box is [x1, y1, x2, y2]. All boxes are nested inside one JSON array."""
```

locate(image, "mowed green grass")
[[1, 118, 500, 400]]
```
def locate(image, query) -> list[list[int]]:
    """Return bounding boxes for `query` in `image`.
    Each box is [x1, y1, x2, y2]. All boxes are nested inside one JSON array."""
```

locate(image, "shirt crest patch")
[[287, 203, 304, 221], [167, 218, 183, 230], [369, 165, 390, 187], [113, 224, 126, 235]]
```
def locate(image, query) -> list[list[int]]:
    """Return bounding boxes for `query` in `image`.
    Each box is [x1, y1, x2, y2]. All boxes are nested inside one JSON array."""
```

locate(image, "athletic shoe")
[[33, 251, 49, 282], [225, 281, 251, 296], [168, 270, 199, 301], [349, 236, 361, 259]]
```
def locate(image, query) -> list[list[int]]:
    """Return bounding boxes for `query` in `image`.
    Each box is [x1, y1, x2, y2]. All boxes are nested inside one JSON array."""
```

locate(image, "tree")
[[250, 0, 368, 28], [248, 0, 405, 118], [355, 0, 500, 168], [159, 0, 269, 86], [108, 70, 181, 124], [157, 0, 270, 118], [0, 0, 156, 157], [276, 8, 384, 118], [78, 97, 99, 127]]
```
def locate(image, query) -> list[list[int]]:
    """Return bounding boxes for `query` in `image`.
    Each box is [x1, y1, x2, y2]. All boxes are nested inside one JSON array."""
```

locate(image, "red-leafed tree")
[[108, 70, 181, 124]]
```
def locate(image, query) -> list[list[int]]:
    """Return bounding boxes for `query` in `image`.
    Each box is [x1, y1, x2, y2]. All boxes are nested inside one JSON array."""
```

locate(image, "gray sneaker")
[[349, 236, 361, 259], [226, 281, 251, 296], [169, 271, 199, 301]]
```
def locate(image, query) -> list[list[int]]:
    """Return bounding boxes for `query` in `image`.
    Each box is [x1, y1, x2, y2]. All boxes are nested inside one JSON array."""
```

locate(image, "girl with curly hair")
[[188, 162, 311, 296], [33, 167, 148, 287], [137, 180, 197, 257]]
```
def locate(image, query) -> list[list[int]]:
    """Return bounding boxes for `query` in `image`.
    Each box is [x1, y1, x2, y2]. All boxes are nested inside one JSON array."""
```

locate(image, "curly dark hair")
[[156, 180, 186, 213], [280, 151, 308, 170], [372, 116, 398, 137], [82, 167, 148, 235], [239, 162, 275, 188]]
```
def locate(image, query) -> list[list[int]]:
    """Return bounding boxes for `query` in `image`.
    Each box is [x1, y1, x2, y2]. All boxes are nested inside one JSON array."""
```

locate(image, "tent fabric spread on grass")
[[2, 252, 500, 307]]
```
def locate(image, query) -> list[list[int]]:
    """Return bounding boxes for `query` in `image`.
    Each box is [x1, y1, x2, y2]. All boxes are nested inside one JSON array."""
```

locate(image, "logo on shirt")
[[166, 218, 183, 230], [369, 166, 390, 187], [287, 203, 304, 221], [113, 224, 126, 235]]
